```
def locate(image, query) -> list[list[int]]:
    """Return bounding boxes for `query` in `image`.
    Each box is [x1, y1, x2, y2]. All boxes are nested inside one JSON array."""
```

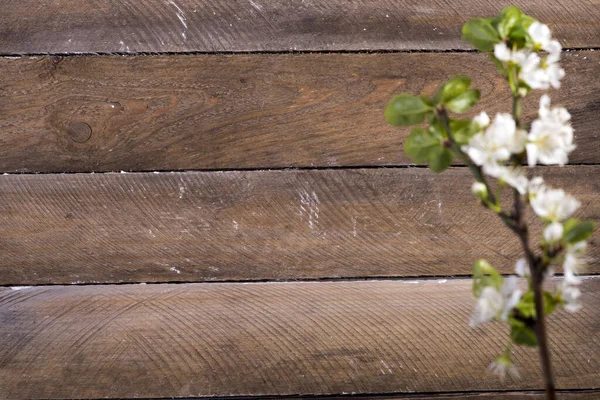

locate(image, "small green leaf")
[[563, 219, 595, 244], [462, 18, 501, 52], [472, 259, 503, 297], [496, 6, 522, 39], [543, 291, 558, 315], [404, 127, 440, 164], [516, 290, 536, 319], [510, 323, 538, 347], [508, 25, 528, 49], [435, 75, 472, 104], [450, 119, 475, 144], [520, 14, 536, 30], [385, 94, 432, 126], [446, 89, 480, 113], [429, 146, 453, 173], [428, 115, 447, 138], [420, 94, 436, 108]]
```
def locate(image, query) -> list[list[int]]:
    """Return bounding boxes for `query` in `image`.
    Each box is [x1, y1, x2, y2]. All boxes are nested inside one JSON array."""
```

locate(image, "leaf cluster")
[[385, 76, 481, 173], [461, 6, 536, 53]]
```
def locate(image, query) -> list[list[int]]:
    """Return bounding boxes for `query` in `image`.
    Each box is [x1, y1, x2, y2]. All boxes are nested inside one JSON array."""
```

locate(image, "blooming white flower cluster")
[[527, 95, 575, 167], [494, 22, 564, 90], [528, 177, 586, 312], [461, 112, 528, 193], [470, 276, 522, 327], [463, 94, 575, 196], [528, 177, 580, 223]]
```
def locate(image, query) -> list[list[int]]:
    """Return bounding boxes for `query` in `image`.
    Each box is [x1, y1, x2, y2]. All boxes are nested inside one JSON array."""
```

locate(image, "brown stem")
[[513, 190, 556, 400], [438, 104, 555, 399], [437, 109, 516, 231]]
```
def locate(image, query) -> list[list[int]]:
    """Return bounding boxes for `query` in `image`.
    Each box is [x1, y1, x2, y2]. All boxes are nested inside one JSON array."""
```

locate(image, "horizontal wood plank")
[[1, 167, 598, 285], [0, 1, 598, 53], [299, 392, 600, 400], [0, 278, 598, 399], [1, 52, 599, 173]]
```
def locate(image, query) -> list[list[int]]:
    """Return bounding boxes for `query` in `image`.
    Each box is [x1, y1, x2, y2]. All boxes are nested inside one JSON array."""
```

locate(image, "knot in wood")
[[68, 122, 92, 143]]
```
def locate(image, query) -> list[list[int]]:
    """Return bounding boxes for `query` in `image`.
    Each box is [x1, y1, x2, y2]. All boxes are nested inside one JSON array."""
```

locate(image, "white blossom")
[[526, 95, 575, 166], [520, 52, 564, 90], [527, 176, 545, 195], [462, 113, 526, 174], [543, 222, 563, 243], [489, 355, 520, 381], [473, 111, 490, 130], [515, 258, 529, 277], [489, 166, 528, 195], [558, 281, 582, 313], [514, 23, 565, 89], [494, 43, 526, 64], [472, 182, 488, 197], [529, 183, 580, 222], [515, 257, 553, 279], [528, 22, 560, 54], [470, 276, 522, 327], [563, 241, 587, 285]]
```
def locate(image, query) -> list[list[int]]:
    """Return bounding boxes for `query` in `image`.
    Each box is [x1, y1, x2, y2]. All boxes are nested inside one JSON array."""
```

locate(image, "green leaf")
[[516, 290, 558, 320], [446, 89, 480, 113], [563, 219, 595, 244], [385, 94, 432, 126], [428, 115, 447, 138], [516, 290, 536, 318], [508, 25, 528, 49], [462, 18, 501, 52], [472, 259, 502, 297], [404, 127, 440, 164], [435, 75, 472, 104], [420, 94, 436, 108], [450, 119, 475, 145], [496, 6, 522, 39], [520, 14, 536, 30], [543, 291, 558, 315], [429, 146, 453, 173], [510, 323, 538, 347]]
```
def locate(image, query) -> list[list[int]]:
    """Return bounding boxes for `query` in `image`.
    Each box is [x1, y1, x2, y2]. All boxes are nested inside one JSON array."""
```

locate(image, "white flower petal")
[[543, 222, 564, 243], [494, 43, 511, 62], [515, 258, 529, 277]]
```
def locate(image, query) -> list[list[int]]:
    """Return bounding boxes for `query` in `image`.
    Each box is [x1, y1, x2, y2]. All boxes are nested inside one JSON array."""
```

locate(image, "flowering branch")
[[384, 6, 595, 400]]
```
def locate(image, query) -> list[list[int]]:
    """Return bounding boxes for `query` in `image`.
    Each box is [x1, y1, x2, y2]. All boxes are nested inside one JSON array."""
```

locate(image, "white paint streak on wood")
[[168, 0, 188, 40], [249, 0, 263, 11], [299, 190, 320, 230]]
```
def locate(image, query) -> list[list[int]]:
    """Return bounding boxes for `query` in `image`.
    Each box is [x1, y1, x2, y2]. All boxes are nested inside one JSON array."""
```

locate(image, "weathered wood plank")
[[1, 167, 598, 285], [0, 278, 598, 399], [0, 1, 598, 54], [300, 392, 600, 400], [1, 52, 599, 173]]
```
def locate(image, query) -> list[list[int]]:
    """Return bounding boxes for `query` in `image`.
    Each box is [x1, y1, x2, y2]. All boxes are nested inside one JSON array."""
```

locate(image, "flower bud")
[[472, 182, 488, 199], [543, 222, 564, 243]]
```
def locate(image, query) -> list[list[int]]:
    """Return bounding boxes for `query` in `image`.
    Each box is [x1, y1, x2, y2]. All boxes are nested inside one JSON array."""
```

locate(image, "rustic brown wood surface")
[[0, 1, 598, 54], [298, 392, 600, 400], [1, 52, 599, 173], [1, 167, 598, 285], [0, 278, 598, 399]]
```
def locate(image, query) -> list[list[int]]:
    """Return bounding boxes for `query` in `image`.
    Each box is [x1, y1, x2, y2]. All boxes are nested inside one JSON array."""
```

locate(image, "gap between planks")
[[1, 48, 599, 58]]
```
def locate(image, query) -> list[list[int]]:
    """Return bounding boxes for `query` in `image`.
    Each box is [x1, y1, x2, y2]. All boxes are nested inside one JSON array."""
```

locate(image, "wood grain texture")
[[0, 278, 598, 399], [300, 392, 600, 400], [0, 1, 598, 53], [1, 51, 600, 173], [1, 167, 598, 285]]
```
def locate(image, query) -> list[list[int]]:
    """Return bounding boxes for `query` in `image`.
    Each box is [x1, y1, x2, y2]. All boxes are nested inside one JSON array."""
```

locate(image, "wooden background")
[[0, 1, 598, 399]]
